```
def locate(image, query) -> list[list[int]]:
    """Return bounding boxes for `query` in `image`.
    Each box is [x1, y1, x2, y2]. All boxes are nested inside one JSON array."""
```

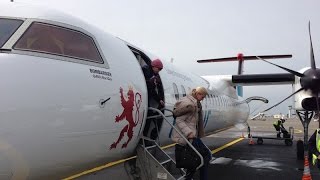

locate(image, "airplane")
[[0, 2, 252, 179], [0, 1, 317, 180]]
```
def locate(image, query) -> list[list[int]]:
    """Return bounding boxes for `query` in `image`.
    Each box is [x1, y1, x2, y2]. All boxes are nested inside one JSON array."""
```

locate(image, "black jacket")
[[142, 65, 164, 107]]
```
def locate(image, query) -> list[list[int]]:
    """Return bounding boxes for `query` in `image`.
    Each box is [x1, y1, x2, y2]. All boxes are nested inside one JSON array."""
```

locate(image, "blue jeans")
[[200, 163, 208, 180]]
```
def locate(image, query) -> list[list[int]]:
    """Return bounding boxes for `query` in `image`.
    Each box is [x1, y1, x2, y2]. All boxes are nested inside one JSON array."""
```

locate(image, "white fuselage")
[[0, 2, 249, 179]]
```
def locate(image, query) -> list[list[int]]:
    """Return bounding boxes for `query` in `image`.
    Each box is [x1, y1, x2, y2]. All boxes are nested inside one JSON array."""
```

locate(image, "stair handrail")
[[148, 107, 204, 170]]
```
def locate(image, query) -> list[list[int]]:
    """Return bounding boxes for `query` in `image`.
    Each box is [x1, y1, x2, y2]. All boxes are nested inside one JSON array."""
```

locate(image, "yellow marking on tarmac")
[[211, 137, 244, 154], [294, 129, 303, 134], [63, 156, 137, 180], [161, 143, 176, 149], [63, 144, 178, 180], [64, 136, 243, 179]]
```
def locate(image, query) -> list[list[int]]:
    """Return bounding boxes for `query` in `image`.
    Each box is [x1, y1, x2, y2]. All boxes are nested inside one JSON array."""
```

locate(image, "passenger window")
[[173, 83, 179, 100], [207, 94, 210, 104], [0, 18, 23, 47], [14, 22, 103, 63], [181, 85, 186, 97], [188, 87, 191, 93]]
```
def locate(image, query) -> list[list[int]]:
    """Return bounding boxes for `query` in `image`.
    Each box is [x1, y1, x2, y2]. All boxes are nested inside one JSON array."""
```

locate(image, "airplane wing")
[[232, 73, 295, 86]]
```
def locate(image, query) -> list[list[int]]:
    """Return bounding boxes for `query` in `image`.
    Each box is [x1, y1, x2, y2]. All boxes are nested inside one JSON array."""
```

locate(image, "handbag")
[[175, 143, 201, 169]]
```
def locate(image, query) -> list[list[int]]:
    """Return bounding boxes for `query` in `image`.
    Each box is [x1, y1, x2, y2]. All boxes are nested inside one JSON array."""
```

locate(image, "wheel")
[[257, 138, 263, 145], [297, 140, 304, 160], [285, 139, 293, 146]]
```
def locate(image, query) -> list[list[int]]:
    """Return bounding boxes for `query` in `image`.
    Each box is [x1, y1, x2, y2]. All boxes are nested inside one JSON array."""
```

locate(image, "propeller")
[[309, 22, 316, 70], [260, 21, 320, 125], [261, 87, 303, 113], [255, 56, 304, 77]]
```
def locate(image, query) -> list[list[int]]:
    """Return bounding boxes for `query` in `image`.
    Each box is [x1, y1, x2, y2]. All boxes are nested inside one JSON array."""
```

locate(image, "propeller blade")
[[261, 87, 304, 113], [308, 21, 316, 70], [197, 54, 292, 63], [256, 56, 304, 77]]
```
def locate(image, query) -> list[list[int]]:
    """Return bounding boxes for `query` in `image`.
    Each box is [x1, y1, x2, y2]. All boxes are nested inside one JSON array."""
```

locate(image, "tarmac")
[[199, 116, 320, 180], [73, 116, 320, 180]]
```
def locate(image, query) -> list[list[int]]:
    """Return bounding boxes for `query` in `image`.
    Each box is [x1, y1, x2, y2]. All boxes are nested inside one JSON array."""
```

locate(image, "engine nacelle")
[[294, 67, 320, 111]]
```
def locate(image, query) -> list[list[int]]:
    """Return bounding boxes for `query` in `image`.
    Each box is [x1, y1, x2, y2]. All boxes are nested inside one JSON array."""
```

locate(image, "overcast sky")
[[4, 0, 320, 116]]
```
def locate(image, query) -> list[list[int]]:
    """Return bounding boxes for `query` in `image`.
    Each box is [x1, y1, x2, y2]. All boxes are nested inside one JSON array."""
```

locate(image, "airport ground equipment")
[[133, 107, 204, 180], [250, 127, 294, 146]]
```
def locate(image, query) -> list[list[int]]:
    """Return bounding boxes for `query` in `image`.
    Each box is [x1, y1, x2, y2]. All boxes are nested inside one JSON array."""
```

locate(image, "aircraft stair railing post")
[[149, 107, 204, 170]]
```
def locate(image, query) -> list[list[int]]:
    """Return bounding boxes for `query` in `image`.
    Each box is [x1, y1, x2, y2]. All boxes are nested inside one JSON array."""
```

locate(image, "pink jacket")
[[171, 94, 205, 144]]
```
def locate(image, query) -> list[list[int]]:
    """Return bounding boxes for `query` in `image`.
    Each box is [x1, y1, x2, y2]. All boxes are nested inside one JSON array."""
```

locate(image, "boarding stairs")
[[135, 107, 203, 180]]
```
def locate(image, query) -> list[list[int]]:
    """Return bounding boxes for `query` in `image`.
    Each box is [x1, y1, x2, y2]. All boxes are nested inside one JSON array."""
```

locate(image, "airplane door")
[[103, 43, 148, 153], [127, 46, 165, 140]]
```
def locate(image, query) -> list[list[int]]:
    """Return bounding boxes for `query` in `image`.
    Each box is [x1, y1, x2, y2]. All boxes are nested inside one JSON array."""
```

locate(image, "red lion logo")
[[110, 87, 140, 149]]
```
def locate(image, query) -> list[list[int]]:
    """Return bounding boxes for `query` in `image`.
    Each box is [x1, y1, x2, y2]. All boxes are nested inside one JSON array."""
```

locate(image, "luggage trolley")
[[250, 127, 294, 146]]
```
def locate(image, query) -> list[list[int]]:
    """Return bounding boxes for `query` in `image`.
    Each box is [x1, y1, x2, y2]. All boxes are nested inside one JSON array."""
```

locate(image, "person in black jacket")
[[142, 59, 164, 109], [308, 129, 320, 168], [142, 59, 164, 140]]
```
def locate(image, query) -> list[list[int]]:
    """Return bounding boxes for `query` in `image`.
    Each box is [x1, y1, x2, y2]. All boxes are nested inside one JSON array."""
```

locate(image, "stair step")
[[161, 159, 184, 179], [137, 136, 187, 180], [177, 176, 185, 180], [145, 145, 157, 149], [160, 159, 172, 165], [146, 145, 171, 163]]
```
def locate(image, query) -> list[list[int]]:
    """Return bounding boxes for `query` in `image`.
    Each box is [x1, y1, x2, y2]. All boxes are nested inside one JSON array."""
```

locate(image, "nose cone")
[[300, 68, 320, 92]]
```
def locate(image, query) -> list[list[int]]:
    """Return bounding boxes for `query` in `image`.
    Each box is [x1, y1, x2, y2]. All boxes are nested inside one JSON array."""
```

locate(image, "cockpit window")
[[0, 18, 23, 47], [14, 22, 103, 63]]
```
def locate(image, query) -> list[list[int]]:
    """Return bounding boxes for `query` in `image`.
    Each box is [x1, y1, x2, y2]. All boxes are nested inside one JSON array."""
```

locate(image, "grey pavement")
[[76, 117, 320, 180]]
